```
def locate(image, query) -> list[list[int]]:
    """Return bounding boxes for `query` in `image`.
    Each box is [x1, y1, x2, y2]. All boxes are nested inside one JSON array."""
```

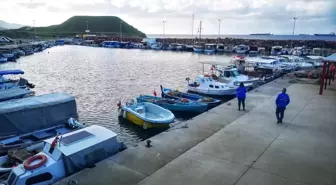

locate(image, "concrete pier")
[[57, 77, 336, 185]]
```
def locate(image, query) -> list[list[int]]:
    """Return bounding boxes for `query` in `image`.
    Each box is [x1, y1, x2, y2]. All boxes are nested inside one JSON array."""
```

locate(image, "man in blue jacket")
[[275, 88, 290, 124]]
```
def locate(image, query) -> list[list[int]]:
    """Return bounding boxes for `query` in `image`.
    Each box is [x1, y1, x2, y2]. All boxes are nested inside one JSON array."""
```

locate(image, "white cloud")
[[0, 0, 334, 34]]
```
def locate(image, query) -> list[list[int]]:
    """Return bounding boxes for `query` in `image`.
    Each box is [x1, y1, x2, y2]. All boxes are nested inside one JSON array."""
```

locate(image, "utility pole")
[[191, 14, 194, 37], [218, 19, 221, 37], [199, 20, 202, 39], [291, 17, 297, 47], [162, 20, 166, 44], [33, 20, 36, 42]]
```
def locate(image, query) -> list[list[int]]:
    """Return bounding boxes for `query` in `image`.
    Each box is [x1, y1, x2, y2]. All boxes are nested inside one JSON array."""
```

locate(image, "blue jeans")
[[276, 106, 285, 121]]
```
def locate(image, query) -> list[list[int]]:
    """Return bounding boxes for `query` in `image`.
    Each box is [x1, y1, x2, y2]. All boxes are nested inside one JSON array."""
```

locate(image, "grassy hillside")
[[1, 16, 146, 38]]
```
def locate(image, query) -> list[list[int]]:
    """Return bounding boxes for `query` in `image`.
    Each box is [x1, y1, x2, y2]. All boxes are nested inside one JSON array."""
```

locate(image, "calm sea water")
[[147, 34, 336, 41], [0, 45, 234, 145]]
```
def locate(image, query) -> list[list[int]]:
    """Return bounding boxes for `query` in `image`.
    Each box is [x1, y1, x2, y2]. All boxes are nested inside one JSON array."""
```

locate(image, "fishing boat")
[[216, 44, 224, 52], [137, 95, 208, 113], [199, 61, 260, 89], [0, 87, 34, 102], [1, 53, 16, 61], [161, 86, 221, 108], [0, 93, 82, 155], [102, 41, 121, 48], [150, 42, 163, 50], [118, 99, 175, 129], [249, 45, 259, 55], [0, 117, 83, 173], [0, 55, 7, 63], [2, 125, 126, 185], [204, 44, 216, 53], [176, 44, 186, 51], [258, 47, 266, 55], [235, 45, 249, 54], [168, 43, 178, 51], [186, 75, 236, 96], [193, 43, 205, 53], [271, 46, 283, 55], [0, 70, 34, 90], [224, 45, 235, 53]]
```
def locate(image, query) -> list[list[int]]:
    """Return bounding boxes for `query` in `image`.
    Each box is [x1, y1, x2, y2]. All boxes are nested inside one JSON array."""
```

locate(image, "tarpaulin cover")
[[0, 87, 32, 102], [0, 92, 78, 137]]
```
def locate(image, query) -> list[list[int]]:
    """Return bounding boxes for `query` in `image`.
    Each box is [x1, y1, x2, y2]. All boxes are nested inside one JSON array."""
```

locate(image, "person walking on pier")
[[236, 82, 246, 111], [275, 88, 290, 124]]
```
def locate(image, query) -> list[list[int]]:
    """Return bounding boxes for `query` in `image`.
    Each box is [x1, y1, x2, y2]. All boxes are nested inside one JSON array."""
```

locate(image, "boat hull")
[[137, 96, 208, 113], [124, 111, 170, 129], [193, 48, 204, 53], [187, 87, 236, 96], [161, 87, 221, 108]]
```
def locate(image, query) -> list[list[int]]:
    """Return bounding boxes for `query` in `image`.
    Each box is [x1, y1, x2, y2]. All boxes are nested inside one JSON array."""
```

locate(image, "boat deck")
[[57, 77, 336, 185]]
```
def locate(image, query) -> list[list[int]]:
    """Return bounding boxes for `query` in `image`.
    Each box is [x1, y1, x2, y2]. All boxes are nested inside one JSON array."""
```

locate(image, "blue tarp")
[[0, 70, 24, 76]]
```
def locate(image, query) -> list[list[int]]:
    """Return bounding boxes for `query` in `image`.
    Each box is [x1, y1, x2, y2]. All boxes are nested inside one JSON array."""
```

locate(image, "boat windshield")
[[232, 70, 240, 77]]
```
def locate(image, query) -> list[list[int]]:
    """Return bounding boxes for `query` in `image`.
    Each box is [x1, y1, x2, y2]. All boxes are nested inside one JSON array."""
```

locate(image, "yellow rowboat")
[[118, 100, 175, 129]]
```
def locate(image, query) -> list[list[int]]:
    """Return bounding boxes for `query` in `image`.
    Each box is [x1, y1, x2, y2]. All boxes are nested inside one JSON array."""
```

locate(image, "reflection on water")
[[0, 46, 234, 145]]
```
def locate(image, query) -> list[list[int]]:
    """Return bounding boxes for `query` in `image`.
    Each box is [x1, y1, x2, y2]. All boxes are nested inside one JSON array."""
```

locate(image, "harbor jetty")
[[57, 77, 336, 185]]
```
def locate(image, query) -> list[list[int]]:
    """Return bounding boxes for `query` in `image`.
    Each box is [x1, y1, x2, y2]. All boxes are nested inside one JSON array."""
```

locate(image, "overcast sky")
[[0, 0, 335, 34]]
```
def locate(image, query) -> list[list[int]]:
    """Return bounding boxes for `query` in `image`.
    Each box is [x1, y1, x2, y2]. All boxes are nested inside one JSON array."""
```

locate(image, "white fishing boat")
[[199, 61, 260, 89], [186, 75, 236, 96], [280, 55, 314, 70], [150, 42, 163, 50], [292, 47, 304, 56], [235, 45, 249, 54], [3, 125, 125, 185], [249, 46, 258, 55], [258, 47, 266, 55], [224, 45, 235, 52], [271, 46, 283, 55], [216, 44, 224, 52], [246, 57, 284, 74], [204, 44, 216, 53]]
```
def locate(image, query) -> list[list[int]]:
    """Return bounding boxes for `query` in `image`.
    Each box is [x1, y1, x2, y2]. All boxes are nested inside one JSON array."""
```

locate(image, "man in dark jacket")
[[275, 88, 290, 124]]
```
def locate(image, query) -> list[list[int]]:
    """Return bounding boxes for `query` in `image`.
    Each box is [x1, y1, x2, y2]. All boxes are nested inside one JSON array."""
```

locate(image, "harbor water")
[[0, 45, 235, 146]]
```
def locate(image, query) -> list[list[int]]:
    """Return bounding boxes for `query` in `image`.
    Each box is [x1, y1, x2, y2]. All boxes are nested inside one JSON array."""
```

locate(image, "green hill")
[[1, 16, 146, 38]]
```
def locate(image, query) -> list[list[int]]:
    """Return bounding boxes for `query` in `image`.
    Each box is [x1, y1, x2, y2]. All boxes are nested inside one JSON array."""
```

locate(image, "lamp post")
[[162, 21, 166, 44], [218, 19, 221, 37], [33, 20, 36, 42], [292, 17, 297, 35], [218, 19, 222, 43], [291, 17, 297, 47]]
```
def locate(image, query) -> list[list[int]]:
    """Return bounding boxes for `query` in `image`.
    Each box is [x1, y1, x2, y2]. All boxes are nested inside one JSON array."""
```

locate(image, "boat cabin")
[[271, 46, 283, 55], [6, 125, 120, 185], [204, 44, 216, 51]]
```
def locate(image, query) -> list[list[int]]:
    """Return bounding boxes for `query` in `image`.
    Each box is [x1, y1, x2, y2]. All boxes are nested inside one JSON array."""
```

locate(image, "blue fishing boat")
[[160, 86, 221, 108], [0, 54, 7, 63], [0, 69, 35, 90], [102, 41, 121, 48], [0, 93, 84, 155], [118, 99, 175, 129], [137, 95, 208, 113]]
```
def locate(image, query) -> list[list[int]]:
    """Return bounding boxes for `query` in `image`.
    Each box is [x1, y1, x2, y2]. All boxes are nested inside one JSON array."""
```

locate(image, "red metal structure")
[[320, 53, 336, 95]]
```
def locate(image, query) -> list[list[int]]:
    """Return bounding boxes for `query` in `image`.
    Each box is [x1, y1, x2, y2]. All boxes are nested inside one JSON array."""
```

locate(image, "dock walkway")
[[57, 77, 336, 185]]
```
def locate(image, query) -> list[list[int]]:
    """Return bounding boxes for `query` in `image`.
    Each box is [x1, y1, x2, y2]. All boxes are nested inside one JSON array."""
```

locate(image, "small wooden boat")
[[160, 86, 221, 108], [118, 99, 175, 129], [137, 95, 208, 113]]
